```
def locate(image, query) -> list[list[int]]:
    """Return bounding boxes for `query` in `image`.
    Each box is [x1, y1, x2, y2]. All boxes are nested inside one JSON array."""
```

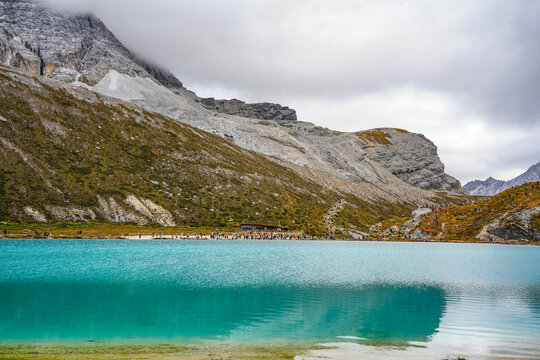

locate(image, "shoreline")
[[0, 234, 537, 246]]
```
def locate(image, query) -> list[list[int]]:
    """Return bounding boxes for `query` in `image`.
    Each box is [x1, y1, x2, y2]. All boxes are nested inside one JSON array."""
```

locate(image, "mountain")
[[375, 182, 540, 242], [0, 1, 468, 234], [464, 162, 540, 195]]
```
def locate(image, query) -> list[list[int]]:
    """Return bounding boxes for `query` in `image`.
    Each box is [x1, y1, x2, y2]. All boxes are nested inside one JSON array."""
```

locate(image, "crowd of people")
[[142, 232, 330, 240]]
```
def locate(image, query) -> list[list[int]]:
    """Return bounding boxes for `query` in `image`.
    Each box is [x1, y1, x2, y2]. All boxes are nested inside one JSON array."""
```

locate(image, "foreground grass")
[[0, 344, 320, 360]]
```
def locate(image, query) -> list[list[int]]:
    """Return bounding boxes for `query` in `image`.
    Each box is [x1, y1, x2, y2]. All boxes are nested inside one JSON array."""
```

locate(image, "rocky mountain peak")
[[0, 0, 182, 87], [356, 128, 463, 192]]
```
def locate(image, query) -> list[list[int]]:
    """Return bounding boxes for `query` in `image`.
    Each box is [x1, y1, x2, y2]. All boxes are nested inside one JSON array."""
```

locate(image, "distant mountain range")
[[464, 162, 540, 196]]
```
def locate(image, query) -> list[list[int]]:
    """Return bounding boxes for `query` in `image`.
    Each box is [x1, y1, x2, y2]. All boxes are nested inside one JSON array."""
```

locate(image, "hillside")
[[464, 162, 540, 195], [375, 182, 540, 242]]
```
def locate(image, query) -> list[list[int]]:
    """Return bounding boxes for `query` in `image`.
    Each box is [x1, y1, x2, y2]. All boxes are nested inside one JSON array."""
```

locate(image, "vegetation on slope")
[[0, 66, 417, 236], [355, 130, 392, 145], [378, 182, 539, 242], [417, 182, 539, 240]]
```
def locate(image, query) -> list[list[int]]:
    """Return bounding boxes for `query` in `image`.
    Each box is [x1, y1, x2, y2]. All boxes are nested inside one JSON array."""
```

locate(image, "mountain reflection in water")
[[0, 283, 445, 342]]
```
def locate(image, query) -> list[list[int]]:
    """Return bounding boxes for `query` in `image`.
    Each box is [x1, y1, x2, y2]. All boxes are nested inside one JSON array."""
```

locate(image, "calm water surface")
[[0, 240, 539, 358]]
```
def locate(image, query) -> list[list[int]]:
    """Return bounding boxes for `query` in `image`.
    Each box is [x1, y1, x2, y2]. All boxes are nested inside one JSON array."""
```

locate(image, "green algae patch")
[[0, 343, 320, 360]]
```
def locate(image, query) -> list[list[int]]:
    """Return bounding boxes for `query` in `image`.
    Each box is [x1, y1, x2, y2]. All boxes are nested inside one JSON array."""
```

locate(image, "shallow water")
[[0, 240, 539, 357]]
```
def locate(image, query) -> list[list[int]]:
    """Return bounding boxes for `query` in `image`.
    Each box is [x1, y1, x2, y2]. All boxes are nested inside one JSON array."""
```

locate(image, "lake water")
[[0, 240, 539, 358]]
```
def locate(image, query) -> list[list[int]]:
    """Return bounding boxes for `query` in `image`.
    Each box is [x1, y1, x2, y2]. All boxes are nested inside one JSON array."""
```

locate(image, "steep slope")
[[0, 0, 464, 196], [464, 162, 540, 195], [375, 182, 540, 242], [0, 65, 437, 235]]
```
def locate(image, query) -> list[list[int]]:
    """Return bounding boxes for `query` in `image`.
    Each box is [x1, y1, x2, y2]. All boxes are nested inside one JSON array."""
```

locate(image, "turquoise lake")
[[0, 240, 539, 357]]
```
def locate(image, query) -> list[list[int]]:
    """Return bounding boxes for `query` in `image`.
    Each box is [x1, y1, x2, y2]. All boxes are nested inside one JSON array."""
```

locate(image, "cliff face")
[[464, 162, 540, 195], [356, 128, 463, 192], [0, 0, 464, 198], [0, 0, 182, 87]]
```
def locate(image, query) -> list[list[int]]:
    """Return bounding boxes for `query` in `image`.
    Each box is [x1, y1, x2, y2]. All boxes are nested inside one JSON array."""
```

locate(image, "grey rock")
[[464, 162, 540, 196], [476, 206, 540, 242], [377, 207, 433, 238], [358, 128, 464, 192], [199, 97, 297, 121], [45, 205, 96, 222], [97, 196, 148, 225], [409, 228, 431, 240], [412, 207, 432, 220], [23, 205, 47, 221]]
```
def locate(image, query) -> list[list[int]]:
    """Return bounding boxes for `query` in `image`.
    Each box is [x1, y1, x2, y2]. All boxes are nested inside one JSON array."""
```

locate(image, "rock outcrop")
[[356, 128, 464, 192], [125, 195, 176, 227], [477, 207, 540, 242], [464, 162, 540, 196], [199, 97, 297, 121], [97, 196, 148, 225], [371, 207, 433, 239]]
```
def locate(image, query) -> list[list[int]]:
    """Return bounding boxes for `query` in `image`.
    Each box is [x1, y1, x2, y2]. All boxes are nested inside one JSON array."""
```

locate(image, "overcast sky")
[[43, 0, 540, 183]]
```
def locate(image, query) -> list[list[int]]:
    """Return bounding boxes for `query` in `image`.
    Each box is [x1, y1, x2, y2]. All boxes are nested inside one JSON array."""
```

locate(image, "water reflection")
[[0, 282, 446, 342]]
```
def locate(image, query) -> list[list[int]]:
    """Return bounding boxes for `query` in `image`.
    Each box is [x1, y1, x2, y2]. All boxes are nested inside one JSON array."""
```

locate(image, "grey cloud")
[[42, 0, 540, 125]]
